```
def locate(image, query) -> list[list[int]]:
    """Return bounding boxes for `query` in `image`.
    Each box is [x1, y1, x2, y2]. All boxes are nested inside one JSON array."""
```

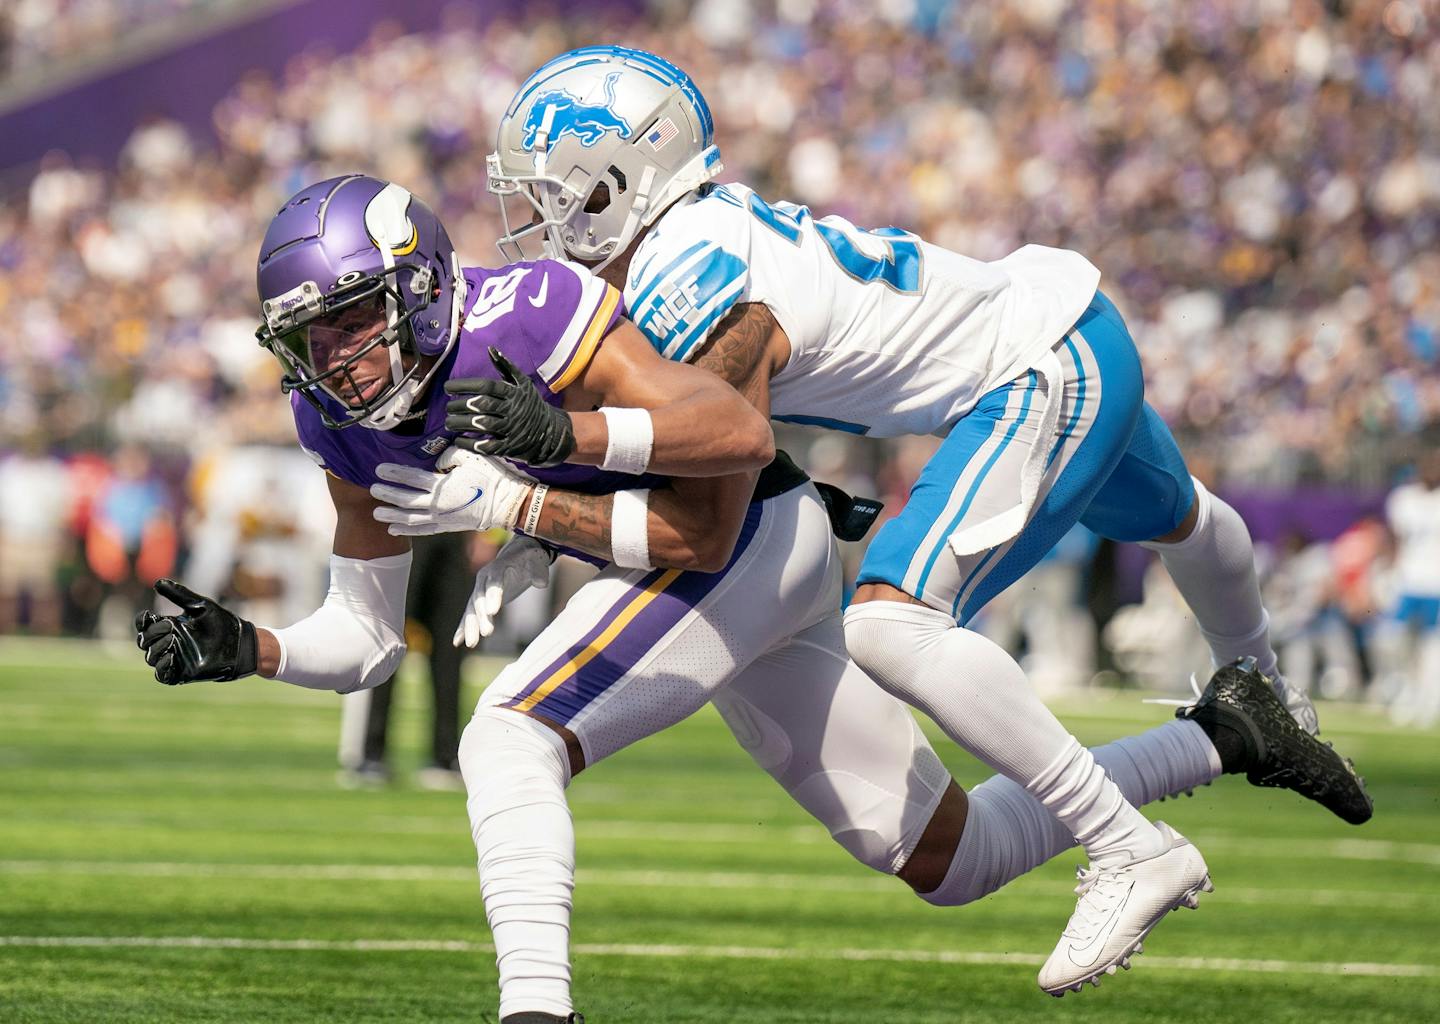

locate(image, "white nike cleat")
[[1038, 822, 1212, 996]]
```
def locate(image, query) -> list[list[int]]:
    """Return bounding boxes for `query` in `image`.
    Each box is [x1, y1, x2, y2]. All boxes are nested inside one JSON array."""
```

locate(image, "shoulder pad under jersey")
[[624, 190, 753, 363], [457, 260, 622, 392]]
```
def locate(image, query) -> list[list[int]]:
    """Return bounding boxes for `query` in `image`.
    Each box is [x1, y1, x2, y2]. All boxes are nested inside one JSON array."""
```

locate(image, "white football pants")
[[462, 484, 948, 1017]]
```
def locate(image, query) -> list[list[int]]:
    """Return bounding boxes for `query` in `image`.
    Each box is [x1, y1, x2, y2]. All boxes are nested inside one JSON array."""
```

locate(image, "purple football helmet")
[[255, 175, 466, 430]]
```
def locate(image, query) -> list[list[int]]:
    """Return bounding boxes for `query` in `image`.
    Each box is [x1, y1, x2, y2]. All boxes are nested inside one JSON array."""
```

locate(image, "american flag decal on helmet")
[[645, 117, 678, 150]]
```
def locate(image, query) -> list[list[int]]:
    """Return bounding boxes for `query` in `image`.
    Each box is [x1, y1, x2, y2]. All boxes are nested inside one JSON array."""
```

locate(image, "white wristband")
[[610, 488, 653, 569], [523, 484, 549, 537], [599, 407, 654, 475]]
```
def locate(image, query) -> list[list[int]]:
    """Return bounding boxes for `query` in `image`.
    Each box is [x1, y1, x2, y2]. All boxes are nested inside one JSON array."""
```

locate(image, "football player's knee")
[[791, 768, 942, 875], [459, 708, 570, 841], [842, 600, 954, 702], [787, 714, 951, 877]]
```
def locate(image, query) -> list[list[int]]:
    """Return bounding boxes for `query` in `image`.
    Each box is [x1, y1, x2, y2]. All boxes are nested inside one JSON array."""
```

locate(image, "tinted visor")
[[270, 293, 390, 403], [258, 263, 440, 427]]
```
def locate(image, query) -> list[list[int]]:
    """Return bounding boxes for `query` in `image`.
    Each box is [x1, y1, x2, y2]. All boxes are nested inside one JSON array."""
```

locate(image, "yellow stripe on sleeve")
[[511, 567, 682, 713], [549, 285, 621, 392]]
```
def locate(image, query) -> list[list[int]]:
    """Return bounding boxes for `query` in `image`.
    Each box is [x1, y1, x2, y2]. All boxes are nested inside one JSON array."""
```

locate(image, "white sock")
[[460, 709, 575, 1020], [845, 601, 1163, 869], [921, 720, 1221, 906], [1142, 477, 1279, 677]]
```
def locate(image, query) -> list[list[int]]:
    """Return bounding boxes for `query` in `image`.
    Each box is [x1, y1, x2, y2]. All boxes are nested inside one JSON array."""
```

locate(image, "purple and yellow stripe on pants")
[[501, 502, 764, 725]]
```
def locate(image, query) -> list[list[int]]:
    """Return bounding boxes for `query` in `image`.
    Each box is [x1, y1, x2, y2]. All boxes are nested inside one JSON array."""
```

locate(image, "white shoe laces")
[[1061, 864, 1134, 942], [1142, 673, 1204, 711], [1143, 669, 1321, 735], [1275, 676, 1321, 734]]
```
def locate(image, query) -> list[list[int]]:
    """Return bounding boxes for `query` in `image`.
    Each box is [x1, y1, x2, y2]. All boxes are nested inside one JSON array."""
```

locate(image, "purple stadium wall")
[[1, 0, 639, 175]]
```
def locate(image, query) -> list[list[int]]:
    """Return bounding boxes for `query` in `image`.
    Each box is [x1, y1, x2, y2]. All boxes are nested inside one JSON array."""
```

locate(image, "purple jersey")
[[293, 258, 667, 503]]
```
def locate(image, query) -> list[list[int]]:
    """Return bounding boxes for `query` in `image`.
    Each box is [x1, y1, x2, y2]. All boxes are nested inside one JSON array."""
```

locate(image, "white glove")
[[453, 535, 552, 648], [371, 447, 531, 537]]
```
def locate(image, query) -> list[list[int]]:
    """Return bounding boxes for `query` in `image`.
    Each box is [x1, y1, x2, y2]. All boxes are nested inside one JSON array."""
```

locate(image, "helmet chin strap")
[[360, 251, 468, 432]]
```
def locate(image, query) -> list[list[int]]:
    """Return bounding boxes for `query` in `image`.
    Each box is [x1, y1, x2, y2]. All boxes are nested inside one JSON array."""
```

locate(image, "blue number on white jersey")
[[714, 186, 923, 295]]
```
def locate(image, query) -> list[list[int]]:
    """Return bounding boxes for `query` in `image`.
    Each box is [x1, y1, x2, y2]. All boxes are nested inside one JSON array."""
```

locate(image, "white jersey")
[[623, 182, 1101, 438], [1387, 482, 1440, 597]]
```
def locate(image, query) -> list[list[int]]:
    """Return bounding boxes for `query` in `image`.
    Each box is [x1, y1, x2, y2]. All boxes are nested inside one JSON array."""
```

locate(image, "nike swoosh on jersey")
[[628, 251, 659, 289], [1066, 881, 1135, 968], [529, 274, 549, 307]]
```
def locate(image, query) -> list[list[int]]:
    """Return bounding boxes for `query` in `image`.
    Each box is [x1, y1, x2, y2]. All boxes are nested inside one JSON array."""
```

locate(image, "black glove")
[[444, 348, 576, 468], [134, 579, 259, 685]]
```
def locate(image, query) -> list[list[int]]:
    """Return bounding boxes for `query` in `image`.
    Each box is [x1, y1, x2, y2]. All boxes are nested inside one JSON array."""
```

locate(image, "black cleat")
[[501, 1014, 583, 1024], [1177, 658, 1373, 825]]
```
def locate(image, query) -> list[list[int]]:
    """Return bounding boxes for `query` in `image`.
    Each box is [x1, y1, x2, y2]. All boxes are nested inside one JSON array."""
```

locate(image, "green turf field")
[[2, 638, 1437, 1023]]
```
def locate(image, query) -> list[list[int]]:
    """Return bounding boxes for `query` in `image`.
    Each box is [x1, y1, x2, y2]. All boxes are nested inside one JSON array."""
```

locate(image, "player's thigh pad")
[[711, 615, 951, 875], [475, 485, 843, 768], [1078, 401, 1196, 542], [858, 290, 1145, 622]]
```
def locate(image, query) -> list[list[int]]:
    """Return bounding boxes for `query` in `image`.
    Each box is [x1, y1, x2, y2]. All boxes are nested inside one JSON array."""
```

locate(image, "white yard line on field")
[[0, 934, 1435, 979], [1, 860, 1434, 910], [1188, 834, 1440, 867], [7, 638, 1433, 737], [569, 821, 1440, 867]]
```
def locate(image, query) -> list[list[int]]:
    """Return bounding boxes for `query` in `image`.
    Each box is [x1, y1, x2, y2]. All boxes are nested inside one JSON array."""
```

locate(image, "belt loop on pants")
[[946, 345, 1067, 556]]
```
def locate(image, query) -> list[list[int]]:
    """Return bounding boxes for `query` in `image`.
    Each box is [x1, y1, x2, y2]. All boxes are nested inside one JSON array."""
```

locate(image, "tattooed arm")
[[528, 471, 753, 574], [688, 302, 786, 419], [559, 319, 775, 476], [554, 302, 785, 470], [495, 303, 789, 573], [525, 303, 788, 572]]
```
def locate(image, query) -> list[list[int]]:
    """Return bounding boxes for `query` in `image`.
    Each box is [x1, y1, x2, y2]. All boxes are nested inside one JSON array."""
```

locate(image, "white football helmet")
[[488, 46, 722, 269]]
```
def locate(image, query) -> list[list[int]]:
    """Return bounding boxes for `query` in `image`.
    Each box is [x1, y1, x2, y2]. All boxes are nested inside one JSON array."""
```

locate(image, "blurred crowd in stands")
[[1, 0, 1437, 718], [0, 0, 231, 81]]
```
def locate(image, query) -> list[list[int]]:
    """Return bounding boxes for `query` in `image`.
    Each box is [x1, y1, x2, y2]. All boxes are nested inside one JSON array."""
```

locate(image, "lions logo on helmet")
[[488, 46, 722, 270], [521, 72, 632, 150]]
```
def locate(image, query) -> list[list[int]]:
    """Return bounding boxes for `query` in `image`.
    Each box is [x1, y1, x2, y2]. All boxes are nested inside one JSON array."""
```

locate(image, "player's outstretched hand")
[[371, 446, 531, 536], [443, 348, 576, 468], [135, 579, 258, 685], [453, 535, 552, 648]]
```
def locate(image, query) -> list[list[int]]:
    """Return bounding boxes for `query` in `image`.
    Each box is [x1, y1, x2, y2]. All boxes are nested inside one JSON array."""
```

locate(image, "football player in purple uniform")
[[137, 175, 1364, 1022]]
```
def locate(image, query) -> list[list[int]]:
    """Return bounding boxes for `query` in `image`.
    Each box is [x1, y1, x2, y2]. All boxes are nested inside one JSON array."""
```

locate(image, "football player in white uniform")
[[134, 174, 1366, 1020], [479, 46, 1371, 995], [1385, 437, 1440, 725]]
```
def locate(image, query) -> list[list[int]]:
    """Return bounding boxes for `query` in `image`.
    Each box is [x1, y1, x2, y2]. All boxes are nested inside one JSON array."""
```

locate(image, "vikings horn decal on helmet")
[[489, 46, 722, 269], [254, 175, 467, 430]]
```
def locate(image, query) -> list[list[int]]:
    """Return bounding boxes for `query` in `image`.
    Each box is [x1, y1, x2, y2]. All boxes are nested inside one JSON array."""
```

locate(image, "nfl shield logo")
[[422, 436, 449, 457]]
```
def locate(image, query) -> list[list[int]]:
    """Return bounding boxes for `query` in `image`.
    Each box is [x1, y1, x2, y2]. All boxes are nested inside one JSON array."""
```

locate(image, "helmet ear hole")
[[582, 167, 629, 215], [583, 181, 612, 215]]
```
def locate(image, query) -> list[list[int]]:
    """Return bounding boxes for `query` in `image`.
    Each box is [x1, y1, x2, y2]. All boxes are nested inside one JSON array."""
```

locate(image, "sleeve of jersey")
[[626, 224, 751, 364], [530, 260, 624, 392], [290, 396, 372, 489]]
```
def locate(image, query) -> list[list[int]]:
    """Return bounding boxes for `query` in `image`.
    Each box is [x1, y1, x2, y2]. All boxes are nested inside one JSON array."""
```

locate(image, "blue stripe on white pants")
[[857, 291, 1148, 621], [853, 376, 1034, 600]]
